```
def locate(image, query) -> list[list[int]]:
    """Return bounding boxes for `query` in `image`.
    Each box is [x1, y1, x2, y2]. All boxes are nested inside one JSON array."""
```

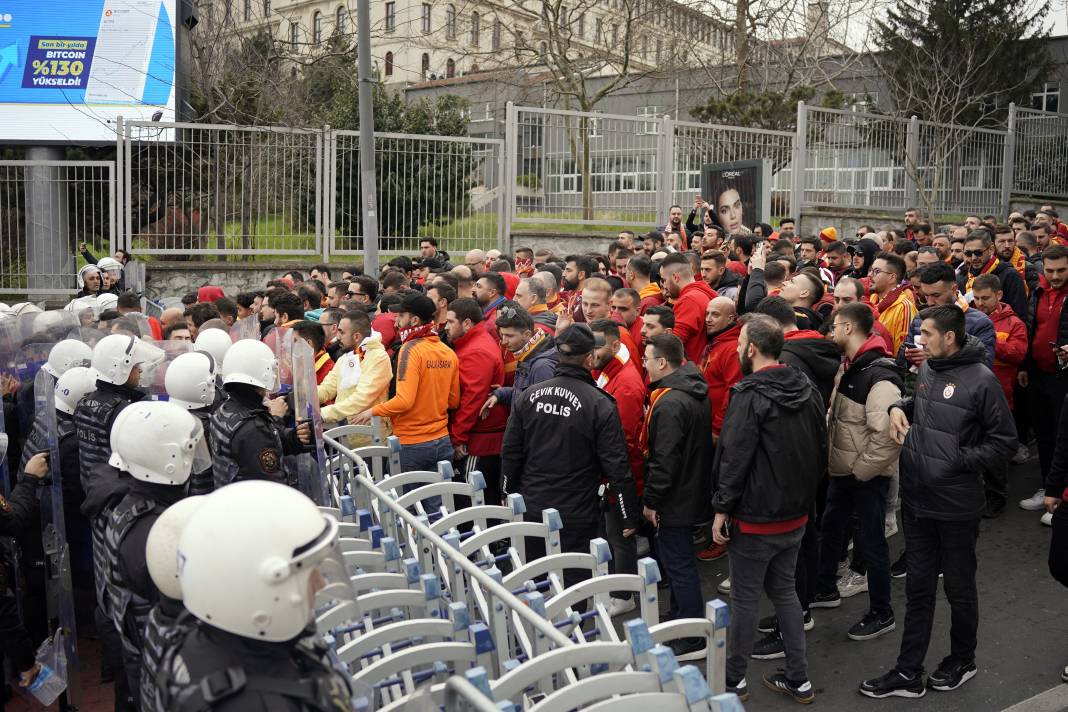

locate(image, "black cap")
[[388, 293, 437, 322], [555, 323, 604, 355]]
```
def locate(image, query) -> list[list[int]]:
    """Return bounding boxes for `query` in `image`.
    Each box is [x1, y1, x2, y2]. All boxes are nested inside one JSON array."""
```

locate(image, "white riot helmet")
[[43, 339, 93, 378], [97, 256, 124, 279], [97, 293, 119, 312], [10, 303, 42, 316], [0, 303, 11, 319], [178, 481, 340, 641], [65, 296, 99, 317], [165, 351, 217, 411], [221, 339, 278, 391], [194, 328, 232, 366], [77, 264, 101, 290], [146, 496, 207, 600], [54, 366, 98, 416], [91, 334, 165, 386], [108, 402, 209, 485]]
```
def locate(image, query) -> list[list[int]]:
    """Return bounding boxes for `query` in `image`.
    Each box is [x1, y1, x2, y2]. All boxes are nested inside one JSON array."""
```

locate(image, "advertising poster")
[[701, 159, 771, 234]]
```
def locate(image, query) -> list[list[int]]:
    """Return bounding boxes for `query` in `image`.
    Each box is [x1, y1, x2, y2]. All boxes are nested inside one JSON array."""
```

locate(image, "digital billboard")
[[0, 0, 178, 143]]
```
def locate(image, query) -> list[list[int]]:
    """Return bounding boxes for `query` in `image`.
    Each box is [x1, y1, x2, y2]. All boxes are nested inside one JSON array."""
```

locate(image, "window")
[[224, 0, 233, 22], [446, 58, 456, 77], [422, 3, 432, 33], [655, 38, 662, 63], [585, 113, 602, 138], [385, 2, 395, 32], [595, 17, 602, 43], [472, 103, 493, 122], [637, 105, 663, 134], [611, 22, 618, 44], [470, 11, 480, 46], [640, 35, 647, 58], [385, 51, 394, 76], [290, 22, 299, 50], [421, 52, 430, 78], [312, 11, 322, 44], [243, 0, 251, 21], [337, 7, 347, 34], [1032, 82, 1060, 113], [559, 5, 567, 30], [446, 5, 457, 39], [577, 13, 585, 38], [492, 18, 501, 49], [847, 92, 877, 113], [263, 0, 270, 15]]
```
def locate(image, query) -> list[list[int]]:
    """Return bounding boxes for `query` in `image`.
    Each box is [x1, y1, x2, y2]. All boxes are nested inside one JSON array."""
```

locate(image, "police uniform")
[[209, 384, 307, 490], [141, 598, 193, 712], [186, 407, 215, 496], [0, 475, 43, 678], [159, 624, 354, 712]]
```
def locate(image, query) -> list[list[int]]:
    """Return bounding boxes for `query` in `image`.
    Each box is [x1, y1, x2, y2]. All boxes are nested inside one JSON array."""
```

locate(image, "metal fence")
[[0, 160, 114, 296], [1012, 105, 1068, 200]]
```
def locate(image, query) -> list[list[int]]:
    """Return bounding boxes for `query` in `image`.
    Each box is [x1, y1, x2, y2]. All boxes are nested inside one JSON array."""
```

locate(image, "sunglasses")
[[963, 250, 986, 258]]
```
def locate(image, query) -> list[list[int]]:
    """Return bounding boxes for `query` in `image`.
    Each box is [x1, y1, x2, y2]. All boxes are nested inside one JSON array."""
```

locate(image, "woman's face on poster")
[[717, 188, 744, 234]]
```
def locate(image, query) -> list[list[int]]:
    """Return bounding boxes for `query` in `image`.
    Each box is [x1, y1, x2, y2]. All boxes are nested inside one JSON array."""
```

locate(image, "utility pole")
[[356, 0, 379, 274]]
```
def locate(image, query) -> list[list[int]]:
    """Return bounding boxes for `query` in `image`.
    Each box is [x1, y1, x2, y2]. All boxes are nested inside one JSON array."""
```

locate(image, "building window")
[[1033, 82, 1060, 113], [611, 22, 618, 44], [385, 2, 395, 32], [290, 22, 299, 50], [585, 113, 602, 138], [640, 35, 647, 58], [421, 52, 430, 78], [595, 18, 602, 43], [577, 13, 585, 38], [539, 41, 547, 58], [637, 105, 663, 134], [312, 11, 322, 44], [446, 5, 457, 39], [446, 58, 456, 77], [422, 3, 431, 33], [847, 92, 877, 113], [263, 0, 270, 15], [655, 38, 662, 62], [337, 6, 347, 35], [559, 5, 568, 30], [385, 51, 393, 76], [492, 18, 501, 49], [472, 103, 493, 122], [243, 0, 251, 21], [470, 12, 480, 46]]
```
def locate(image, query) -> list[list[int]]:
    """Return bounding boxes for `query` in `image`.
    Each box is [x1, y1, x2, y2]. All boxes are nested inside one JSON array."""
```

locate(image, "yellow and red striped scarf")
[[640, 386, 671, 457], [965, 257, 999, 294]]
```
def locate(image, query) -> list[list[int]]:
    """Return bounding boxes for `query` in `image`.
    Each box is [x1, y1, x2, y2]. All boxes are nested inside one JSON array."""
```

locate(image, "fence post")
[[656, 114, 675, 227], [503, 101, 516, 254], [1001, 103, 1017, 217], [905, 115, 919, 211], [114, 115, 124, 253], [792, 101, 807, 223]]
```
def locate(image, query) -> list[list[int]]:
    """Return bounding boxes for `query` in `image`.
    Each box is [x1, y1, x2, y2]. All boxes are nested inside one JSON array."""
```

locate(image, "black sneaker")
[[983, 495, 1006, 519], [758, 610, 814, 634], [810, 590, 841, 608], [726, 677, 749, 702], [859, 669, 926, 699], [751, 631, 785, 660], [927, 660, 977, 691], [763, 670, 815, 704], [891, 552, 908, 578], [848, 611, 896, 641], [668, 636, 707, 662]]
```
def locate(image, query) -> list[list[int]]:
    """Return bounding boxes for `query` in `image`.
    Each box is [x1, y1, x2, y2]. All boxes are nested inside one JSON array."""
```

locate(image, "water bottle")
[[27, 663, 67, 706]]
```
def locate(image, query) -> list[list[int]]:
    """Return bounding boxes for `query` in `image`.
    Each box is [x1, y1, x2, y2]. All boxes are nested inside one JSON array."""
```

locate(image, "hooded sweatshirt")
[[780, 329, 842, 408], [672, 280, 718, 363], [701, 322, 743, 437]]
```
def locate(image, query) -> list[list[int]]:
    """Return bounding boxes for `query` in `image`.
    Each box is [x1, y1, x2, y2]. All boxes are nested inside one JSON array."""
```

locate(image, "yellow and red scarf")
[[965, 256, 999, 294], [639, 386, 671, 457], [514, 329, 548, 362], [595, 343, 632, 389]]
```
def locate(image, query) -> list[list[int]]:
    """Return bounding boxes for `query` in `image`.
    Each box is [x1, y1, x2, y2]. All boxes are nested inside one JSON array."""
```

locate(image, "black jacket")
[[894, 335, 1018, 521], [780, 332, 841, 408], [643, 363, 714, 527], [1026, 279, 1068, 369], [501, 363, 638, 529], [957, 259, 1028, 321], [1043, 395, 1068, 500], [712, 365, 827, 523]]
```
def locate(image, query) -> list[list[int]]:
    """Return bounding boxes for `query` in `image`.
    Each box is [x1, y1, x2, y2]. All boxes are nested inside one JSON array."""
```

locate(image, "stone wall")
[[143, 261, 319, 300]]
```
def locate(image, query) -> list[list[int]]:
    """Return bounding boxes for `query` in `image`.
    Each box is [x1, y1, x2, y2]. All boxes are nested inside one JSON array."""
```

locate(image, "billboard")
[[701, 159, 772, 233], [0, 0, 178, 144]]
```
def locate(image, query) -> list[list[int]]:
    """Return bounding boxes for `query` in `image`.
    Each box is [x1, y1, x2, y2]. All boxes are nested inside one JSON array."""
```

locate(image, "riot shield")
[[229, 315, 260, 342], [0, 317, 23, 620], [290, 335, 328, 506], [107, 312, 154, 339], [141, 340, 195, 401], [33, 369, 82, 710]]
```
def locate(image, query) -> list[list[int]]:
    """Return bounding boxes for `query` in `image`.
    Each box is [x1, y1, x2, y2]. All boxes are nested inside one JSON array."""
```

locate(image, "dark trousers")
[[817, 476, 892, 616], [655, 526, 704, 620], [453, 453, 502, 512], [601, 503, 637, 600], [1049, 503, 1068, 588], [982, 462, 1008, 504], [524, 511, 598, 595], [895, 513, 980, 677], [1031, 371, 1068, 485]]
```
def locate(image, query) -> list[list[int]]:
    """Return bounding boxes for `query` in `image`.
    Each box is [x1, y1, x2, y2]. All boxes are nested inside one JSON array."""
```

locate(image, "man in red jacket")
[[446, 298, 509, 505], [660, 252, 717, 363], [590, 318, 646, 618], [971, 275, 1028, 409]]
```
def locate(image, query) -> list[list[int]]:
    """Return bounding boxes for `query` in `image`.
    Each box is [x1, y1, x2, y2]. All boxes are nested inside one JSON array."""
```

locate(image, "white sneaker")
[[837, 558, 851, 577], [1041, 511, 1054, 527], [718, 577, 731, 594], [884, 516, 898, 539], [607, 596, 637, 618], [838, 571, 869, 598], [1020, 490, 1046, 511], [1012, 445, 1033, 464]]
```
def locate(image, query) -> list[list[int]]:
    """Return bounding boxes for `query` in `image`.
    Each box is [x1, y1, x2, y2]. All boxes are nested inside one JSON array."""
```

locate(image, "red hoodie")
[[987, 301, 1028, 408], [701, 322, 743, 437], [672, 280, 718, 363], [449, 321, 509, 456]]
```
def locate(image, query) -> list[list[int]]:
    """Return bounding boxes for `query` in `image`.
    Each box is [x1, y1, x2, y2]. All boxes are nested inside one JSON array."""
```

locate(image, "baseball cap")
[[555, 323, 604, 356], [388, 293, 437, 322]]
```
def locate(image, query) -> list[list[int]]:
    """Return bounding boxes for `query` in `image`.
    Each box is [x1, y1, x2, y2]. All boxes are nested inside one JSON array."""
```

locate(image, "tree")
[[692, 86, 846, 134]]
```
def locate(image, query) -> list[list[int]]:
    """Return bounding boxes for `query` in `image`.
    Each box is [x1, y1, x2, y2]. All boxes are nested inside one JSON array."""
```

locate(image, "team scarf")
[[513, 329, 548, 362], [528, 303, 549, 316], [638, 283, 663, 301], [874, 282, 914, 314], [399, 322, 438, 344], [595, 343, 633, 389], [1009, 247, 1029, 296], [639, 386, 672, 457], [965, 256, 999, 293], [546, 296, 566, 314]]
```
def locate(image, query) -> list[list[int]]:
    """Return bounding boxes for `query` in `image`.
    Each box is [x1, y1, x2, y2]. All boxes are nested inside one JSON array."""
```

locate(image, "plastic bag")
[[26, 632, 69, 706]]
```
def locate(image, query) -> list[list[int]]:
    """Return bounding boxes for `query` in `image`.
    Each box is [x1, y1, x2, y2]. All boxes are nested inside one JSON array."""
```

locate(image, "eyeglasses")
[[963, 249, 986, 258], [830, 321, 848, 330], [349, 290, 366, 297], [869, 267, 887, 277], [641, 355, 665, 365]]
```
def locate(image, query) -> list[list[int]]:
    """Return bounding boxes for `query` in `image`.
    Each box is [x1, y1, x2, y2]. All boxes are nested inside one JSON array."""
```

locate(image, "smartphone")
[[903, 341, 916, 350], [721, 518, 732, 540]]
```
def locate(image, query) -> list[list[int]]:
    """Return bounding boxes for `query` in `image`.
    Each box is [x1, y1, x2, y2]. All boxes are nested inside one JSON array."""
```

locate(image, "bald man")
[[464, 250, 486, 274], [451, 265, 475, 298], [702, 297, 743, 440], [160, 307, 185, 328]]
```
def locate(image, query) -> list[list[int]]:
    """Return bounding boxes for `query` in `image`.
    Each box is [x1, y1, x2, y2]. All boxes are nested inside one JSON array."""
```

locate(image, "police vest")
[[104, 492, 161, 669], [75, 386, 141, 491], [186, 409, 215, 496], [142, 603, 194, 712], [209, 399, 285, 490]]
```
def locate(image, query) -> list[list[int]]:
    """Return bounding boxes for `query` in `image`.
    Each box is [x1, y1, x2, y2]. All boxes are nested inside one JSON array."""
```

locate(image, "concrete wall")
[[143, 261, 318, 300]]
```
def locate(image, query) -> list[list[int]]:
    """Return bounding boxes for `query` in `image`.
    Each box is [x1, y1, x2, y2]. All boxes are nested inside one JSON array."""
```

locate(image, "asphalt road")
[[681, 454, 1068, 711]]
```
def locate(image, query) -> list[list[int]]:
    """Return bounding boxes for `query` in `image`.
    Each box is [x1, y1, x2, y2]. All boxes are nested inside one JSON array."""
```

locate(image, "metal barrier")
[[1012, 104, 1068, 200], [0, 160, 115, 297]]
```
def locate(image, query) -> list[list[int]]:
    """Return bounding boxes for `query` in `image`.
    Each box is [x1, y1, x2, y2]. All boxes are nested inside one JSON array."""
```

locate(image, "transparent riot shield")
[[107, 313, 155, 339], [290, 336, 328, 506], [0, 317, 24, 620], [140, 340, 194, 401], [33, 369, 82, 710], [229, 315, 260, 342]]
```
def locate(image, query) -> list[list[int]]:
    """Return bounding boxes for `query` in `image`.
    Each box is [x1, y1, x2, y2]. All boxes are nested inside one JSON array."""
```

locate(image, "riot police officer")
[[193, 328, 231, 408], [209, 340, 311, 490], [104, 401, 207, 711], [159, 481, 354, 712], [166, 352, 218, 495]]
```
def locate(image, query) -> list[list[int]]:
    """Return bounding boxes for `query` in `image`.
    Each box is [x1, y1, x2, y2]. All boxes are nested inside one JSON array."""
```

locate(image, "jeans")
[[726, 526, 808, 684], [1049, 503, 1068, 588], [601, 502, 637, 600], [818, 476, 892, 616], [399, 435, 454, 511], [895, 513, 980, 677], [655, 526, 704, 620]]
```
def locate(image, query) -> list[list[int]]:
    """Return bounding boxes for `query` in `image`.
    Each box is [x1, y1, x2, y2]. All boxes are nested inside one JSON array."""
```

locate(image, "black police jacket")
[[501, 363, 639, 529], [894, 335, 1018, 521]]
